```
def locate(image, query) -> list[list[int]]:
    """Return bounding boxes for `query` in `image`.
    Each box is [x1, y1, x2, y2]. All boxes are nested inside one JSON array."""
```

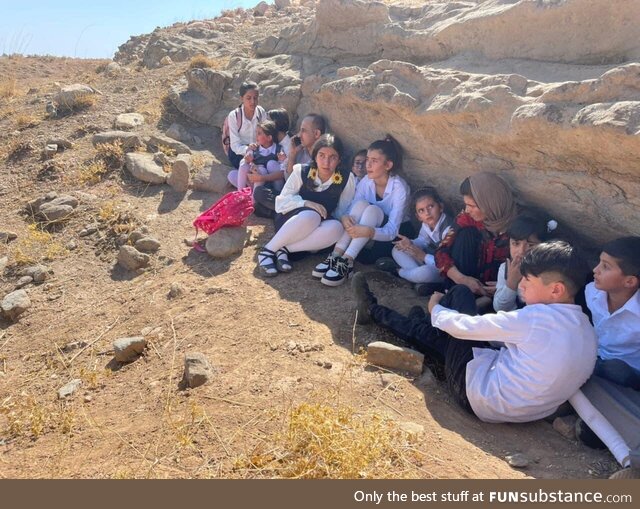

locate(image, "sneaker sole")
[[320, 273, 352, 287], [311, 269, 327, 278]]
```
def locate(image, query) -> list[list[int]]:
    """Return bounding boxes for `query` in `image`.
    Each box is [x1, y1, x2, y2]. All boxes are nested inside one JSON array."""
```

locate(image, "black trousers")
[[356, 221, 416, 264], [253, 184, 277, 219], [227, 147, 243, 169], [370, 284, 491, 414]]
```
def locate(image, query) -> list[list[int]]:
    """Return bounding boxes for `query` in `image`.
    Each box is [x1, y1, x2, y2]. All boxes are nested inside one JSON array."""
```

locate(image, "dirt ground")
[[0, 55, 617, 479]]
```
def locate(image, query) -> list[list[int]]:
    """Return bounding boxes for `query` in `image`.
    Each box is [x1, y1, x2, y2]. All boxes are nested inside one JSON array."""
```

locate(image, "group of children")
[[222, 81, 639, 477]]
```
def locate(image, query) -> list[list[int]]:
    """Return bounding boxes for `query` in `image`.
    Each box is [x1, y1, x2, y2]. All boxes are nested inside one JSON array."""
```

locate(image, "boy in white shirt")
[[353, 241, 597, 423], [586, 236, 640, 389]]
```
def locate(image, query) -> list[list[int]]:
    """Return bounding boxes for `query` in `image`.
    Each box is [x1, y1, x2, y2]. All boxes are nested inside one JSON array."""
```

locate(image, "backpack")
[[192, 187, 254, 251], [221, 105, 265, 156]]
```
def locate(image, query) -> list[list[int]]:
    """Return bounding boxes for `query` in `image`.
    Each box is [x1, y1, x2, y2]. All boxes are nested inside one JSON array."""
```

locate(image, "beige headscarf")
[[469, 172, 518, 234]]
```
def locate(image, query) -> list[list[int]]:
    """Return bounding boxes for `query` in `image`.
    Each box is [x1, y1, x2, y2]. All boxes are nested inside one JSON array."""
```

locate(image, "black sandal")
[[257, 247, 278, 277], [275, 247, 293, 273]]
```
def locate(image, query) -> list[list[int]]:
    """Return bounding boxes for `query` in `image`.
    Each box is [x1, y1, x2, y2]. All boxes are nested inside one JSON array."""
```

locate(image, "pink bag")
[[192, 188, 254, 250]]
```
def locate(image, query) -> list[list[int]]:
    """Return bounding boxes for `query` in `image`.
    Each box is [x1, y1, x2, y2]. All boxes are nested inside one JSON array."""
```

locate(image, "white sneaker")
[[321, 256, 353, 286], [312, 253, 336, 278]]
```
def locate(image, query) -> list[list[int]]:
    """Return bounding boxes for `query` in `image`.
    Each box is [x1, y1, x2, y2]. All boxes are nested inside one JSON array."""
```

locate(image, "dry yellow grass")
[[157, 144, 177, 157], [0, 395, 77, 439], [95, 140, 125, 168], [0, 77, 18, 99], [14, 112, 41, 130], [235, 402, 423, 479], [76, 160, 109, 185], [11, 223, 69, 266], [189, 55, 216, 69]]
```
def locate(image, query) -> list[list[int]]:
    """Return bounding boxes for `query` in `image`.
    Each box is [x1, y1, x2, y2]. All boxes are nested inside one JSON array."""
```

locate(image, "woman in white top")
[[224, 81, 267, 169], [256, 134, 356, 277], [314, 135, 412, 287]]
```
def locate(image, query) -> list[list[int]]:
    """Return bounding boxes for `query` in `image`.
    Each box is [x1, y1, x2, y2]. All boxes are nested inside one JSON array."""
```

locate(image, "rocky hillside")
[[115, 0, 640, 243]]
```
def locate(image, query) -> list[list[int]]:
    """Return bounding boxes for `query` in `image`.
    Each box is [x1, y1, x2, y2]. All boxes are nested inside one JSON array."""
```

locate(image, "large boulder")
[[125, 153, 167, 184], [114, 113, 145, 130], [192, 163, 231, 193], [53, 84, 101, 110]]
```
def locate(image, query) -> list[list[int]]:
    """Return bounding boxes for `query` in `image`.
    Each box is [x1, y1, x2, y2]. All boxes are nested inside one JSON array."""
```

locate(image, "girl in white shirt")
[[224, 81, 267, 169], [256, 134, 356, 277], [390, 187, 454, 284], [227, 120, 286, 193], [315, 135, 412, 287]]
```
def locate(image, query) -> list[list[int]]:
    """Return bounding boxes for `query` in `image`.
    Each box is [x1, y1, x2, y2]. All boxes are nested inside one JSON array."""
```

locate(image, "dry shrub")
[[76, 160, 108, 185], [157, 144, 177, 157], [189, 55, 215, 69], [0, 77, 18, 99], [72, 94, 97, 110], [12, 223, 68, 265], [14, 113, 41, 130], [95, 140, 125, 168], [236, 402, 421, 479], [190, 153, 207, 175], [2, 139, 34, 162], [0, 396, 76, 439]]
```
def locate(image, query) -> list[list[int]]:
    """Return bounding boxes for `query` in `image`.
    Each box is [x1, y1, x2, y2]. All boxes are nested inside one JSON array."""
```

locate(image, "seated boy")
[[585, 236, 640, 390], [352, 240, 597, 423]]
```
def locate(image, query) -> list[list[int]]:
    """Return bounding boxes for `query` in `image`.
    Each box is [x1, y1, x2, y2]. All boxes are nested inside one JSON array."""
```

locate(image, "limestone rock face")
[[120, 0, 640, 243]]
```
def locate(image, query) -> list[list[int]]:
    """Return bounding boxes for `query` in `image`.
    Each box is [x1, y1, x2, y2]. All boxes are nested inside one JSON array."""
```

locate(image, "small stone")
[[205, 227, 247, 258], [134, 237, 161, 253], [114, 113, 145, 130], [20, 264, 49, 283], [125, 153, 167, 184], [506, 453, 530, 469], [553, 415, 578, 440], [66, 240, 78, 250], [314, 360, 332, 369], [168, 282, 184, 299], [153, 152, 169, 166], [380, 373, 401, 389], [113, 336, 147, 362], [167, 155, 191, 193], [160, 55, 173, 66], [79, 226, 98, 237], [38, 202, 74, 222], [128, 230, 145, 243], [58, 379, 82, 399], [0, 256, 8, 273], [42, 144, 58, 159], [62, 341, 88, 353], [287, 341, 297, 351], [46, 138, 73, 150], [83, 395, 93, 403], [367, 341, 424, 376], [15, 276, 33, 289], [117, 245, 150, 271], [182, 352, 214, 388], [0, 231, 18, 243], [1, 289, 31, 321]]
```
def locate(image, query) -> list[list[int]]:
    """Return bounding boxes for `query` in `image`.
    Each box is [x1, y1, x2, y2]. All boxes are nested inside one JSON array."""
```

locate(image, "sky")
[[0, 0, 262, 59]]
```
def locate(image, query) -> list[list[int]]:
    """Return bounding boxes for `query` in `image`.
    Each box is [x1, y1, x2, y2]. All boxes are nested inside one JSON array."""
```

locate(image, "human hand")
[[245, 151, 254, 163], [277, 150, 286, 162], [247, 171, 263, 184], [506, 256, 523, 290], [304, 200, 327, 219], [407, 243, 426, 262], [482, 281, 497, 296], [341, 215, 355, 229], [428, 292, 444, 314], [346, 224, 374, 239], [248, 143, 258, 151], [462, 276, 487, 296], [393, 234, 412, 251]]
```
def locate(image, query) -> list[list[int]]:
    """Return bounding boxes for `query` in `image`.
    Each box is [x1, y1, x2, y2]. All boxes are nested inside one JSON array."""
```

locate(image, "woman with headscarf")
[[435, 172, 518, 297]]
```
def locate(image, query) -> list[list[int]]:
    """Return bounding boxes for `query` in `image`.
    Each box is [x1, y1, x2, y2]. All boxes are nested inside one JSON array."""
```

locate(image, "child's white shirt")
[[413, 214, 451, 266], [493, 262, 524, 312], [243, 143, 277, 163], [350, 175, 410, 242], [431, 303, 597, 423], [585, 282, 640, 371], [227, 105, 266, 155], [275, 164, 356, 220]]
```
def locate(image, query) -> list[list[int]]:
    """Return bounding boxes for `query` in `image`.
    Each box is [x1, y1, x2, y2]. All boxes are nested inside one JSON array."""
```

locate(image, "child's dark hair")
[[305, 113, 326, 135], [352, 149, 367, 165], [239, 81, 259, 97], [257, 120, 278, 141], [368, 134, 402, 172], [507, 214, 554, 242], [520, 240, 589, 297], [459, 177, 472, 196], [602, 236, 640, 277], [412, 186, 445, 211], [267, 108, 290, 135]]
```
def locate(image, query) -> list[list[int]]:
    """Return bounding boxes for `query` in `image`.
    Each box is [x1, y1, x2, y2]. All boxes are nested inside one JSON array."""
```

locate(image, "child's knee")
[[349, 200, 370, 220], [265, 160, 280, 174], [361, 204, 384, 226]]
